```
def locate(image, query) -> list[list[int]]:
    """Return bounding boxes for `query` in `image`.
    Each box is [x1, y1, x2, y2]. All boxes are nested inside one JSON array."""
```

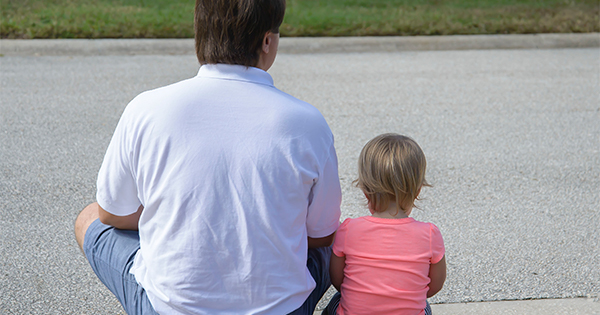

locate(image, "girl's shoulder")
[[337, 216, 369, 231], [338, 216, 357, 229], [411, 220, 444, 246], [411, 218, 439, 227], [411, 219, 443, 234], [340, 215, 373, 225], [340, 216, 441, 233]]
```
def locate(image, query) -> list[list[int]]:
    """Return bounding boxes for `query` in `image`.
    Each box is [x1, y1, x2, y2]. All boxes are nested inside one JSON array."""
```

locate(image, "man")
[[74, 0, 342, 314]]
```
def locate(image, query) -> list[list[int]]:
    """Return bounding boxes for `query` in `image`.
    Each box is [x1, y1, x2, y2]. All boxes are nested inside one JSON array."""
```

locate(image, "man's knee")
[[75, 202, 100, 252]]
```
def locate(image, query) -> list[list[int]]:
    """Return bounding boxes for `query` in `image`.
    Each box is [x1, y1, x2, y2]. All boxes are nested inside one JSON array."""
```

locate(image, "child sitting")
[[324, 133, 446, 315]]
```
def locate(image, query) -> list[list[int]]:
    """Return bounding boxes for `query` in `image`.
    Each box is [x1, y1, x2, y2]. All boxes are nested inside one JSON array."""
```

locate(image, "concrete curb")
[[313, 297, 600, 315], [280, 33, 600, 54], [1, 33, 598, 56], [428, 297, 600, 315]]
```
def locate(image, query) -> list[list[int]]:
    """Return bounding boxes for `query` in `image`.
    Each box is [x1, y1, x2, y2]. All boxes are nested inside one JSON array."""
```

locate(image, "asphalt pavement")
[[1, 34, 599, 314]]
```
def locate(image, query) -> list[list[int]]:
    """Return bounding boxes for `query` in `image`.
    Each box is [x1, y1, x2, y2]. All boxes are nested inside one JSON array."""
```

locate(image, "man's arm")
[[307, 232, 335, 249], [98, 203, 143, 231]]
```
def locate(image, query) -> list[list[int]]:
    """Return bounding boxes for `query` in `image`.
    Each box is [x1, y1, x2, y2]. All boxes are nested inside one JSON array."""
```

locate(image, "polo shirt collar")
[[197, 64, 274, 87]]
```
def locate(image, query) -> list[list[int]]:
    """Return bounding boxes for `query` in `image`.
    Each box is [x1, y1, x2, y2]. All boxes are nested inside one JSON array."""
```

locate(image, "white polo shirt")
[[97, 64, 341, 314]]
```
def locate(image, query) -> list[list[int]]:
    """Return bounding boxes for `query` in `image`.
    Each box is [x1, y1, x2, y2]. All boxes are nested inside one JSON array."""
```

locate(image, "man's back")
[[97, 64, 341, 314]]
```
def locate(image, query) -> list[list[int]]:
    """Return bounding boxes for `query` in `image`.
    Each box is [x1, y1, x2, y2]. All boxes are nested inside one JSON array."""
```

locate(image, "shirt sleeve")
[[332, 218, 350, 257], [430, 223, 445, 264], [305, 143, 342, 238], [96, 107, 142, 216]]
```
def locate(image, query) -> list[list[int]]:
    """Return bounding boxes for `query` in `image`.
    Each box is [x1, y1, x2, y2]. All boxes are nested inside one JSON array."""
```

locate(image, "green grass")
[[284, 0, 600, 36], [1, 0, 598, 39], [1, 0, 193, 39]]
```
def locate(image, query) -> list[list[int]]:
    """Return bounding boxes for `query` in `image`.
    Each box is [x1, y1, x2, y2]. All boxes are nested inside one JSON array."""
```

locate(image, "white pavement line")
[[313, 298, 600, 315], [278, 33, 600, 54], [0, 33, 598, 56], [431, 298, 600, 315]]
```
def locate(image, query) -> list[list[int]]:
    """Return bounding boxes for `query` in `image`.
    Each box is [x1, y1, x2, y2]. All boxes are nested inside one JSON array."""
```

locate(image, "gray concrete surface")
[[314, 297, 600, 315], [1, 33, 598, 56], [431, 297, 600, 314], [1, 36, 599, 314]]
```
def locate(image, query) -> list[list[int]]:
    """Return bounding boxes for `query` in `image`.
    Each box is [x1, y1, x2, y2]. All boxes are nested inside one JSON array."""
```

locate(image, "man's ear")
[[262, 31, 273, 54]]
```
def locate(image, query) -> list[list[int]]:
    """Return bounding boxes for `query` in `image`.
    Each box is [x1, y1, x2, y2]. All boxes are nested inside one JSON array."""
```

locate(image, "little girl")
[[324, 133, 446, 315]]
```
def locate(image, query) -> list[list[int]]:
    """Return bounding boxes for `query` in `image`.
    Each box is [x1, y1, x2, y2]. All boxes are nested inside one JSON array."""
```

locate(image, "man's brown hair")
[[194, 0, 286, 67]]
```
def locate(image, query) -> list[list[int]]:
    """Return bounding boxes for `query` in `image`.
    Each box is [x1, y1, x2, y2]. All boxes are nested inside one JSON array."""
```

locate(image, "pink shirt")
[[333, 216, 445, 315]]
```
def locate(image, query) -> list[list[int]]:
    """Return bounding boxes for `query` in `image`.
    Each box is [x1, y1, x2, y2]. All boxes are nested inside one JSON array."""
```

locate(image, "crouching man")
[[74, 0, 341, 314]]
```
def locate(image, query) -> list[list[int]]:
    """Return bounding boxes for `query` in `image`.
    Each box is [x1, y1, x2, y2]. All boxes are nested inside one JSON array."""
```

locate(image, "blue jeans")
[[287, 245, 332, 315], [323, 292, 432, 315], [83, 219, 332, 315], [83, 219, 158, 315]]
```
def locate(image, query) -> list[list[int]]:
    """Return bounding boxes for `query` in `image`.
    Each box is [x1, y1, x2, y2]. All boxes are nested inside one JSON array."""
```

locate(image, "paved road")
[[1, 38, 599, 314]]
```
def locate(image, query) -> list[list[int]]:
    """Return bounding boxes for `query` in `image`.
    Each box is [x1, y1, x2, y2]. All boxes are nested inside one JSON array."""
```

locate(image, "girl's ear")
[[363, 192, 375, 214]]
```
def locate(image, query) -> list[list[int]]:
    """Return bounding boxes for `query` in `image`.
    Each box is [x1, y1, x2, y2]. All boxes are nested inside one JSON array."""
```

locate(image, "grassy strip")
[[1, 0, 194, 39], [284, 0, 600, 36], [1, 0, 598, 39]]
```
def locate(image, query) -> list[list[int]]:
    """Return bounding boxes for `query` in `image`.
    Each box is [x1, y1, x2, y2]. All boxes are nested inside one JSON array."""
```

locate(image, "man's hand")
[[98, 203, 143, 231], [307, 232, 335, 249]]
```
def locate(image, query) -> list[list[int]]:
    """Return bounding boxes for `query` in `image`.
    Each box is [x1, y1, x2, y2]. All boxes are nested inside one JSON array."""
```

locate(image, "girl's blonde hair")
[[356, 133, 430, 215]]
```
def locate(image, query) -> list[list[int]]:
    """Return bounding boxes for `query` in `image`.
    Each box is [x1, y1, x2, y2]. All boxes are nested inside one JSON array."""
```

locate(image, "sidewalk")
[[1, 33, 598, 56], [429, 298, 600, 315], [1, 34, 598, 314], [314, 297, 600, 315]]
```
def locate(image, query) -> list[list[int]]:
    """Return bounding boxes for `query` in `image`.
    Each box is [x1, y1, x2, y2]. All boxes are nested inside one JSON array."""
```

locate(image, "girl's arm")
[[330, 253, 346, 292], [427, 255, 446, 298]]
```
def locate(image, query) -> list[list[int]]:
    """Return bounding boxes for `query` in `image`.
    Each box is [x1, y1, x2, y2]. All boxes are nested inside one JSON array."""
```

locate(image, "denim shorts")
[[84, 218, 331, 315], [83, 219, 158, 315]]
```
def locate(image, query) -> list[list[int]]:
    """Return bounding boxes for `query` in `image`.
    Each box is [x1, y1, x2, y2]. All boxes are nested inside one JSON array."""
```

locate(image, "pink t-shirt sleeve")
[[430, 223, 445, 264], [332, 218, 350, 257]]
